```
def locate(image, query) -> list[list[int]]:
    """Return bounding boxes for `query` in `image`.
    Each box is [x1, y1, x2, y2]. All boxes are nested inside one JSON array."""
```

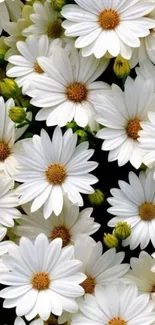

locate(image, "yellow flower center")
[[98, 9, 120, 30], [66, 82, 88, 102], [32, 272, 50, 290], [34, 62, 44, 74], [45, 163, 66, 185], [108, 317, 127, 325], [80, 276, 96, 294], [0, 141, 10, 161], [126, 118, 141, 140], [47, 20, 63, 39], [139, 202, 155, 221], [51, 226, 71, 247]]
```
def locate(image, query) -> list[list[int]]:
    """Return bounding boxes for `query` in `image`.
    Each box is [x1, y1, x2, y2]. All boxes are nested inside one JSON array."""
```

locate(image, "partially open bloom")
[[0, 0, 23, 35]]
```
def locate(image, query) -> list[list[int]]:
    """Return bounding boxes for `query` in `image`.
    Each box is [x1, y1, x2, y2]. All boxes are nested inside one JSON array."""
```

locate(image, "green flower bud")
[[9, 106, 26, 124], [114, 222, 131, 240], [103, 233, 119, 248], [88, 189, 104, 206], [0, 49, 6, 64], [66, 121, 78, 131], [53, 0, 66, 11], [0, 78, 20, 99], [140, 163, 147, 171], [76, 130, 88, 142], [113, 55, 131, 78]]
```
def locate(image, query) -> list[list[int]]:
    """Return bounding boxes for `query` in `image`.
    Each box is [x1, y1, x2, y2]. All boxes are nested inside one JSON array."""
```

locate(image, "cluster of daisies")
[[2, 0, 155, 325]]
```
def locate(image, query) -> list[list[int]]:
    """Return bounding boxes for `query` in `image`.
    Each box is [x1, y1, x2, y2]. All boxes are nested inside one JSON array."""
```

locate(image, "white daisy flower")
[[22, 0, 68, 44], [138, 110, 155, 172], [130, 6, 155, 67], [136, 58, 155, 81], [0, 0, 23, 35], [0, 233, 86, 321], [0, 96, 31, 176], [4, 5, 34, 60], [107, 168, 155, 250], [13, 126, 98, 219], [61, 0, 155, 59], [95, 75, 155, 168], [0, 225, 16, 274], [0, 171, 21, 229], [12, 198, 100, 246], [14, 317, 43, 325], [124, 251, 155, 300], [74, 237, 129, 296], [24, 44, 110, 130], [6, 35, 61, 88], [72, 283, 155, 325]]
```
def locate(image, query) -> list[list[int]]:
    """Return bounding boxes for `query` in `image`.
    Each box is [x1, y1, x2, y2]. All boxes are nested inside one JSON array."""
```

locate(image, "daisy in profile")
[[22, 0, 68, 44], [0, 0, 23, 35], [0, 172, 21, 230], [125, 251, 155, 300], [7, 35, 60, 88], [108, 169, 155, 250], [24, 44, 110, 129], [138, 110, 155, 173], [96, 75, 155, 168], [0, 96, 31, 176], [0, 234, 86, 320], [13, 126, 98, 219], [12, 198, 100, 247], [72, 283, 155, 325], [74, 236, 129, 296], [130, 6, 155, 67], [61, 0, 155, 59]]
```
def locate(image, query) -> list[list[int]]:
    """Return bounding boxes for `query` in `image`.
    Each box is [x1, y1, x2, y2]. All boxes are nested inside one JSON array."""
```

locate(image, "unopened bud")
[[114, 221, 131, 240], [113, 55, 131, 78], [0, 78, 20, 99], [103, 233, 119, 248], [9, 106, 26, 124], [88, 189, 104, 206]]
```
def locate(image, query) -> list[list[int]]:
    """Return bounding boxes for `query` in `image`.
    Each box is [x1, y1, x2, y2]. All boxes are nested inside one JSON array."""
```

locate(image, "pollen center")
[[46, 163, 66, 185], [66, 82, 88, 102], [139, 202, 155, 221], [98, 9, 120, 30], [0, 141, 10, 161], [32, 272, 50, 290], [34, 62, 44, 74], [108, 317, 127, 325], [47, 20, 63, 39], [80, 276, 96, 294], [51, 226, 71, 247], [126, 118, 141, 140]]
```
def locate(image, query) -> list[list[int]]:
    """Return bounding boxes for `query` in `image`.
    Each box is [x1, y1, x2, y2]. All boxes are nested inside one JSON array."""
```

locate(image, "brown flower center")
[[51, 226, 71, 247], [108, 317, 127, 325], [32, 272, 50, 290], [80, 276, 96, 294], [126, 118, 141, 140], [66, 82, 88, 102], [47, 20, 63, 39], [98, 9, 120, 30], [0, 141, 10, 161], [34, 62, 44, 74], [45, 164, 66, 185], [139, 202, 155, 221]]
